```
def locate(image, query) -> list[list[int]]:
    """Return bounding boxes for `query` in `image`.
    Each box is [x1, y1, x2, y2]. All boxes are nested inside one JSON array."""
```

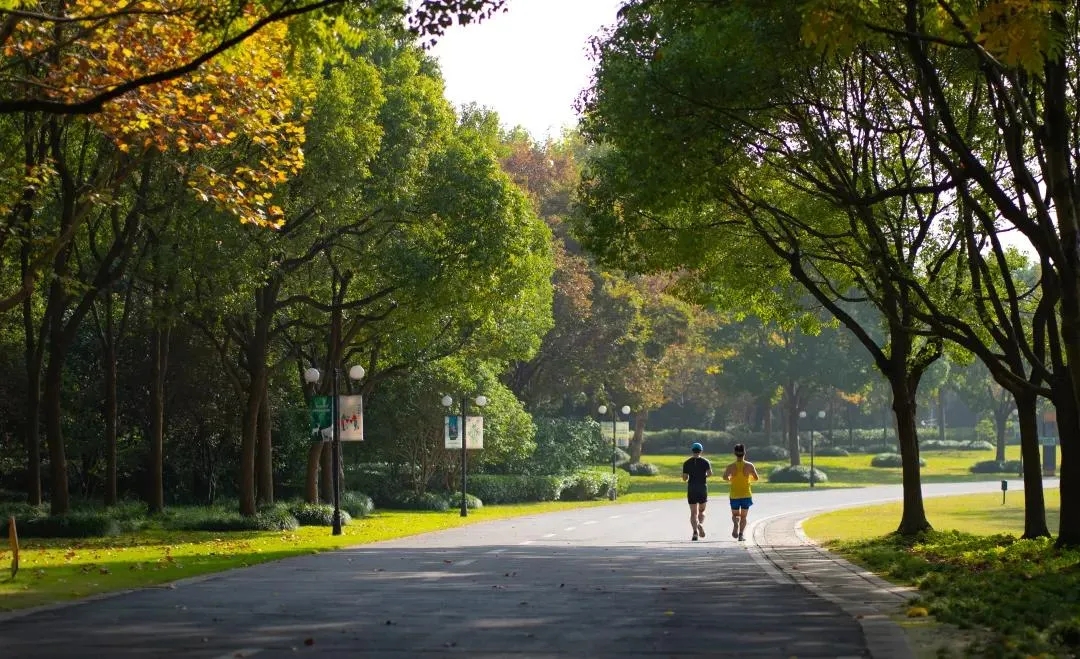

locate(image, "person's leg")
[[737, 507, 749, 539], [730, 500, 739, 538], [697, 501, 707, 537], [689, 502, 701, 539]]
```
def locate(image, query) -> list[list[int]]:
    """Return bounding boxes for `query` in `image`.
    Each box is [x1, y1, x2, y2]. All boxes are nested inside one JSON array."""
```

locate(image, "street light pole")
[[304, 364, 364, 536], [598, 404, 630, 501], [443, 394, 487, 517], [813, 410, 826, 489]]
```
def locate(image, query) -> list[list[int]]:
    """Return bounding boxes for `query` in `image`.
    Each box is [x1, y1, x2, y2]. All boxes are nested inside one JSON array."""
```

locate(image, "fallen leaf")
[[304, 638, 314, 646]]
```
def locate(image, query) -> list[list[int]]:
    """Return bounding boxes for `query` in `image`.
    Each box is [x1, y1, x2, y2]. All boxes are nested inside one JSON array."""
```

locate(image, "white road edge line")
[[519, 540, 535, 545], [583, 520, 597, 525], [542, 533, 556, 538], [455, 559, 476, 566], [214, 650, 262, 659], [608, 514, 623, 519], [564, 526, 576, 531]]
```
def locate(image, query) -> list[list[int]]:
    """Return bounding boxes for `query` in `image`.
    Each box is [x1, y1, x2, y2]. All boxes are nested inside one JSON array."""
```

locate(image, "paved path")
[[0, 479, 1049, 658]]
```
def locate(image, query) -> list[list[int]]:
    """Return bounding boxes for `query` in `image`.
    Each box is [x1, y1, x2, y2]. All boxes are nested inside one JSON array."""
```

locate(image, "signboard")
[[601, 421, 632, 447], [1039, 436, 1058, 447], [445, 415, 484, 449], [338, 395, 364, 441], [309, 395, 333, 443]]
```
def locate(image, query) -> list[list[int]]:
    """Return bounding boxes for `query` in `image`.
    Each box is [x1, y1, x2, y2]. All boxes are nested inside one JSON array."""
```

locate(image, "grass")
[[617, 445, 1038, 502], [803, 489, 1076, 658], [0, 499, 607, 612]]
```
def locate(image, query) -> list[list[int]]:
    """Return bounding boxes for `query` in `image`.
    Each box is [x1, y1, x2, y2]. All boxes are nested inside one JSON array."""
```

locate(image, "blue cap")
[[691, 442, 703, 452]]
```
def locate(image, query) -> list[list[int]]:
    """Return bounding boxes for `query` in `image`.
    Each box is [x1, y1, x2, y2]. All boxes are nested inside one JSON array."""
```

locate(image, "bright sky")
[[428, 0, 625, 141]]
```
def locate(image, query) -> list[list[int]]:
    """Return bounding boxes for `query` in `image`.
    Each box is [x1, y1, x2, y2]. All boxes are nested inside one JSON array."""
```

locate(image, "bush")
[[3, 510, 122, 538], [853, 443, 899, 454], [969, 460, 1024, 474], [163, 504, 299, 532], [748, 445, 789, 461], [444, 492, 484, 509], [767, 465, 828, 484], [526, 417, 611, 475], [921, 439, 995, 451], [561, 471, 607, 501], [643, 428, 734, 454], [816, 446, 849, 457], [288, 502, 352, 527], [382, 491, 451, 511], [622, 462, 660, 476], [341, 491, 375, 518], [468, 474, 565, 503], [871, 453, 926, 468]]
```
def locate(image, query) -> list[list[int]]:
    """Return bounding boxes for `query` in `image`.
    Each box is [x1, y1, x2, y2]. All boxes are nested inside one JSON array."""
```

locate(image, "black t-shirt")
[[683, 456, 711, 487]]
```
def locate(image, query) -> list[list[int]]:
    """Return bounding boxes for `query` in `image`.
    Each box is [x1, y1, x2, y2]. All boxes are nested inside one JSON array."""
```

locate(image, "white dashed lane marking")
[[542, 533, 556, 538], [608, 514, 623, 519], [583, 521, 597, 525], [455, 559, 476, 566], [564, 526, 576, 531], [519, 540, 535, 545]]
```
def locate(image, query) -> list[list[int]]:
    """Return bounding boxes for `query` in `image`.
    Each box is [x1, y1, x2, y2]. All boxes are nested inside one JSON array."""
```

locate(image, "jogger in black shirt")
[[682, 442, 712, 541]]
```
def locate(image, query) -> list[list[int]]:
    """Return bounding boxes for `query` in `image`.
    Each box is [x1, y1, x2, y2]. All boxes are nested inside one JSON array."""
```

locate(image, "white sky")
[[427, 0, 625, 141]]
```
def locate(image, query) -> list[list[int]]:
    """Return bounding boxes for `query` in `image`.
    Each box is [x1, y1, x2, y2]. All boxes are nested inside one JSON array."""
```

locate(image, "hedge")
[[467, 474, 566, 504], [288, 502, 353, 526], [870, 453, 927, 468], [622, 462, 660, 476], [970, 460, 1024, 474], [767, 465, 829, 484]]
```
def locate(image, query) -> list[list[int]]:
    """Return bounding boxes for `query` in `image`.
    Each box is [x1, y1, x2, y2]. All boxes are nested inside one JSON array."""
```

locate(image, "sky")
[[427, 0, 625, 141]]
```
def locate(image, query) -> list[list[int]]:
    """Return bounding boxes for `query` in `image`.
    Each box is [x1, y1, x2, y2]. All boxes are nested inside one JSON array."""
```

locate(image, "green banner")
[[309, 395, 332, 443]]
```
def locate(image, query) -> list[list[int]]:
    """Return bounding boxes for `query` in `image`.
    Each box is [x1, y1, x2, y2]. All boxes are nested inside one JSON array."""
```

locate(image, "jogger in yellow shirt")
[[722, 443, 759, 541]]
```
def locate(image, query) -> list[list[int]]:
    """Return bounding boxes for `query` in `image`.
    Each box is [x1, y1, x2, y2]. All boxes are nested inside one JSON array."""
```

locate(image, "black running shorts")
[[687, 485, 708, 505]]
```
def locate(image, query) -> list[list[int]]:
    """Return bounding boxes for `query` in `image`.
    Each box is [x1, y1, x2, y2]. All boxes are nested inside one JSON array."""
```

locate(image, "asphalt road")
[[0, 480, 1025, 658]]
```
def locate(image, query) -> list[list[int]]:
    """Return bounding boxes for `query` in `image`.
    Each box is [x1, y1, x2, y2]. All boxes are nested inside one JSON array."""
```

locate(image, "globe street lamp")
[[442, 394, 488, 517], [303, 364, 364, 535], [598, 404, 631, 500]]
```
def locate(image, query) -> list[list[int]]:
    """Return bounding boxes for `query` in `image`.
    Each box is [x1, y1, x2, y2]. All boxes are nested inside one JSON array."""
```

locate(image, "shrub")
[[767, 465, 828, 484], [382, 491, 451, 511], [871, 453, 926, 468], [854, 443, 899, 454], [816, 446, 849, 457], [342, 491, 375, 518], [921, 439, 995, 451], [560, 470, 607, 501], [969, 460, 1024, 474], [468, 474, 565, 503], [163, 505, 299, 532], [622, 462, 660, 476], [526, 417, 611, 475], [444, 492, 484, 509], [643, 428, 734, 454], [288, 502, 352, 527], [748, 445, 789, 461], [3, 511, 122, 538]]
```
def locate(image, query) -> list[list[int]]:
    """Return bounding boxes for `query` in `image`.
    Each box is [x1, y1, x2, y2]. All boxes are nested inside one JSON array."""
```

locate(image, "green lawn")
[[619, 445, 1037, 502], [0, 500, 608, 612]]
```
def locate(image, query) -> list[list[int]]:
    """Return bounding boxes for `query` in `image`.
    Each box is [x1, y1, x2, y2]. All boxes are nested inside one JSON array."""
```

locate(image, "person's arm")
[[682, 462, 690, 482], [722, 463, 733, 481], [747, 461, 760, 481], [705, 460, 713, 478]]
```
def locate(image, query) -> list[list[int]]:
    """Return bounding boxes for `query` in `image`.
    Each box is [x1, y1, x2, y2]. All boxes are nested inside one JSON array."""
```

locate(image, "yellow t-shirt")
[[729, 461, 753, 499]]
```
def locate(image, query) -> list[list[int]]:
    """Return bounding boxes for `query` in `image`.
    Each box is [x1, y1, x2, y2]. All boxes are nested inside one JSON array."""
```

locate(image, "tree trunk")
[[238, 370, 263, 516], [763, 403, 773, 444], [148, 326, 169, 514], [22, 290, 42, 505], [256, 385, 273, 506], [629, 410, 646, 463], [305, 442, 322, 504], [42, 353, 68, 515], [890, 375, 931, 535], [993, 407, 1008, 463], [1052, 374, 1080, 547], [319, 442, 333, 504], [103, 338, 118, 506], [936, 389, 946, 443], [1015, 392, 1049, 539]]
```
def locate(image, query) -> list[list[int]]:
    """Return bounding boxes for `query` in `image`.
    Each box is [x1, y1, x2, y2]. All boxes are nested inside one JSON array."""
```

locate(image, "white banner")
[[338, 395, 364, 441], [601, 421, 632, 447], [466, 416, 483, 449]]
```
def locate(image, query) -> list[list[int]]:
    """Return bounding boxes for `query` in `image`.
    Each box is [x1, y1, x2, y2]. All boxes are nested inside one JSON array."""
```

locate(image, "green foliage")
[[3, 511, 122, 538], [748, 445, 790, 461], [767, 465, 828, 484], [969, 460, 1024, 474], [287, 502, 352, 527], [622, 462, 660, 476], [341, 491, 375, 518], [466, 474, 566, 504], [921, 439, 994, 452], [445, 492, 484, 510], [643, 428, 734, 454], [518, 417, 608, 475], [871, 453, 926, 468], [816, 446, 849, 457], [162, 504, 299, 532], [830, 531, 1080, 656], [381, 491, 451, 512]]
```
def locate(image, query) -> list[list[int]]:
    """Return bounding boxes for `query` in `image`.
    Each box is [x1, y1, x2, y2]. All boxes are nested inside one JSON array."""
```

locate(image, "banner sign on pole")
[[601, 421, 632, 447], [445, 415, 484, 449], [309, 395, 333, 443], [466, 416, 484, 449], [338, 395, 364, 441], [445, 415, 462, 449]]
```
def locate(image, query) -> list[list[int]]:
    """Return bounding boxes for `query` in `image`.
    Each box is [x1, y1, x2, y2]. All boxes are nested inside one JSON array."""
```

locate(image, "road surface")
[[0, 481, 1031, 658]]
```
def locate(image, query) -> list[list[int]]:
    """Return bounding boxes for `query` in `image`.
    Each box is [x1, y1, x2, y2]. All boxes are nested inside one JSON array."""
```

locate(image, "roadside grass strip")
[[805, 489, 1077, 658], [0, 500, 606, 612]]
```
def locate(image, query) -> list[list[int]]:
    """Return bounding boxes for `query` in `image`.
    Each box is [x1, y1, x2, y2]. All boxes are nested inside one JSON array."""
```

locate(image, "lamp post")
[[304, 363, 365, 535], [443, 393, 488, 517], [598, 404, 630, 500]]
